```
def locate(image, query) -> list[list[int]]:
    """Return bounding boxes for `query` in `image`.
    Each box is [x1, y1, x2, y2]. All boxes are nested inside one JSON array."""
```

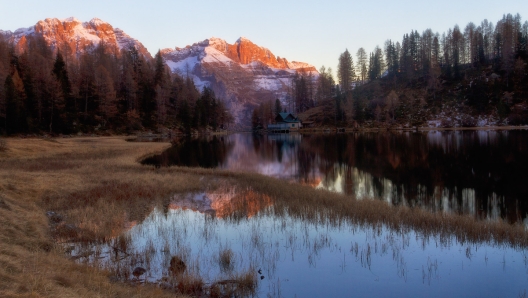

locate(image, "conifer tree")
[[274, 98, 282, 115]]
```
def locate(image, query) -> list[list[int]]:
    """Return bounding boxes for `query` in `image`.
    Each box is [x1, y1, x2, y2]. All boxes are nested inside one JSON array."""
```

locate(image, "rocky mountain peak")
[[2, 17, 151, 59], [162, 37, 318, 127]]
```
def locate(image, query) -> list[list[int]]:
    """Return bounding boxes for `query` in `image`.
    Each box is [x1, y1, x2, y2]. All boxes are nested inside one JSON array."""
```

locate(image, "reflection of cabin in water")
[[267, 112, 302, 133]]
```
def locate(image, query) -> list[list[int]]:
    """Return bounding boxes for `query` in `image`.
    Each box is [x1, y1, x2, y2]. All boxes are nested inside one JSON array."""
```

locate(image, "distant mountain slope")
[[1, 18, 318, 127], [0, 17, 151, 59], [161, 37, 318, 126]]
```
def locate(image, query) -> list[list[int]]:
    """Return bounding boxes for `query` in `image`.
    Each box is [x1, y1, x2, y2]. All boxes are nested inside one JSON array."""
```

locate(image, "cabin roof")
[[276, 112, 300, 123]]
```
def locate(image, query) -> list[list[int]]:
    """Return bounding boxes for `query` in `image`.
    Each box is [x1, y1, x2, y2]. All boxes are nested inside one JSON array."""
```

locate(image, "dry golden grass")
[[1, 136, 527, 297], [0, 137, 196, 297], [0, 138, 6, 152], [233, 172, 528, 248]]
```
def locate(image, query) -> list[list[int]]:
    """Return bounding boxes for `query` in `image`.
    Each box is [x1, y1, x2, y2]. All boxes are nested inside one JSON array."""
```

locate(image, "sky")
[[1, 0, 527, 77]]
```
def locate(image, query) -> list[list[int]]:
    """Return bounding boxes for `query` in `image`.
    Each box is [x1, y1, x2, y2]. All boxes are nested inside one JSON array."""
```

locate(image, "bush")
[[460, 115, 477, 127]]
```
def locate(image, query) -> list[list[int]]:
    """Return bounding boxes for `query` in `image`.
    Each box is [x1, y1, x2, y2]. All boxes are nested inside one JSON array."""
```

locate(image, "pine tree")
[[274, 98, 282, 115], [52, 52, 71, 102]]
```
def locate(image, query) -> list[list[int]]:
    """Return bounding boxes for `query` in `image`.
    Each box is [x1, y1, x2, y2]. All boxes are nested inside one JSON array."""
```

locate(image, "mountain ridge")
[[161, 36, 318, 126], [1, 17, 317, 126], [0, 17, 152, 59]]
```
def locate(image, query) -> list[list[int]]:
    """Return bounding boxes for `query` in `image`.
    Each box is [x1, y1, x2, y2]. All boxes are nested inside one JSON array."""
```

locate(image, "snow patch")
[[88, 18, 106, 26], [166, 56, 200, 73], [61, 17, 81, 23], [74, 23, 101, 43], [254, 77, 282, 91], [203, 46, 233, 64]]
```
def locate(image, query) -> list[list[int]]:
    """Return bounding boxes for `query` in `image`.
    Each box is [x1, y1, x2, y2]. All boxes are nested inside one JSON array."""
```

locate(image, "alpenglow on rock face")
[[0, 17, 151, 59], [161, 37, 318, 127]]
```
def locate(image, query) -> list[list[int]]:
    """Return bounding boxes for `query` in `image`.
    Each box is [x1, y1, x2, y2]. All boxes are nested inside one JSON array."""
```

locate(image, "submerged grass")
[[1, 136, 527, 297], [218, 248, 234, 272]]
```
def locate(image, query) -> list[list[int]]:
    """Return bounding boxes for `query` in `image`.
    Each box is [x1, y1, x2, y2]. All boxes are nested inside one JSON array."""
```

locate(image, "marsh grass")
[[209, 268, 258, 297], [176, 273, 205, 296], [232, 173, 528, 248], [218, 248, 234, 272]]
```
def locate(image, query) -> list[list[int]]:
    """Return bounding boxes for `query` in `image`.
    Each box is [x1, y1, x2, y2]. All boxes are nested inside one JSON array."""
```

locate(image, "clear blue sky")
[[1, 0, 527, 77]]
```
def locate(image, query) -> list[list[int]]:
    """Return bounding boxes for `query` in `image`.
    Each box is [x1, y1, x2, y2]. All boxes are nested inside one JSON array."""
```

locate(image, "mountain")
[[161, 37, 318, 127], [0, 17, 151, 59], [1, 18, 318, 128]]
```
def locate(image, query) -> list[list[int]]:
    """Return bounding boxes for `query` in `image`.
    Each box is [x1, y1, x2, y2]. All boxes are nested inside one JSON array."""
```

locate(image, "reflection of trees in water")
[[142, 136, 234, 168], [144, 131, 528, 223], [297, 131, 528, 223]]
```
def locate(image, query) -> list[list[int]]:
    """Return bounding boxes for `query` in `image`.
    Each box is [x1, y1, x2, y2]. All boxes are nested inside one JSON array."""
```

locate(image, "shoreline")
[[1, 136, 527, 297], [1, 125, 527, 140], [290, 125, 528, 134]]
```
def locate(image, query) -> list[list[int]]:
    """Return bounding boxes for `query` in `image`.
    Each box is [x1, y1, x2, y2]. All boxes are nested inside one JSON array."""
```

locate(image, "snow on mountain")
[[162, 37, 318, 127], [0, 17, 151, 59], [1, 18, 319, 128]]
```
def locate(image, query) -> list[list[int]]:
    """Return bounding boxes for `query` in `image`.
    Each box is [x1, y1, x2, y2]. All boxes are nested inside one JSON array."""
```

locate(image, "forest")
[[0, 36, 233, 135], [253, 13, 528, 129], [2, 13, 528, 134]]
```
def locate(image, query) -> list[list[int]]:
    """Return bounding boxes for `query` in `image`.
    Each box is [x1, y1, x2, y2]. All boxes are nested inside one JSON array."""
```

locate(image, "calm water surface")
[[143, 130, 528, 224], [69, 131, 528, 297], [71, 188, 528, 297]]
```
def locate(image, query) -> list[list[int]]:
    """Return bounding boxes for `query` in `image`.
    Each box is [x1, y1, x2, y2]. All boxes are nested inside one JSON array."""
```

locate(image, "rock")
[[161, 37, 318, 128], [169, 256, 186, 275], [4, 17, 151, 59], [132, 267, 146, 279], [46, 211, 64, 223]]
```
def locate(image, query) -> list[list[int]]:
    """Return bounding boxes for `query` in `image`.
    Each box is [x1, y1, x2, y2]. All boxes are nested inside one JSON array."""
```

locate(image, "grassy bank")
[[0, 137, 526, 297], [0, 137, 199, 297]]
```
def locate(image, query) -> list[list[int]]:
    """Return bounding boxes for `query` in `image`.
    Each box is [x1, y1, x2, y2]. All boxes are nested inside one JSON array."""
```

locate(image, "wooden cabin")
[[267, 112, 302, 132]]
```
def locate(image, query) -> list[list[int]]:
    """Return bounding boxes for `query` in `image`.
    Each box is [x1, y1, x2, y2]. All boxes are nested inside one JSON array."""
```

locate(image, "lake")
[[68, 130, 528, 297], [71, 186, 528, 297], [143, 130, 528, 224]]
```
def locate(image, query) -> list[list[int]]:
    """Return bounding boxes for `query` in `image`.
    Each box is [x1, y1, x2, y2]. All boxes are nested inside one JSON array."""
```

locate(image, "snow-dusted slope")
[[1, 17, 151, 59], [162, 37, 318, 127]]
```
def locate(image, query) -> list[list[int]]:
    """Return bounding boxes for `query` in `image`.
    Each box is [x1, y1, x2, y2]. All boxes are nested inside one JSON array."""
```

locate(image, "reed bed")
[[231, 172, 528, 248]]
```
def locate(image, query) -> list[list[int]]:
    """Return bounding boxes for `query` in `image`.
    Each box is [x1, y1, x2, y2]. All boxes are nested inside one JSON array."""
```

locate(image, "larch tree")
[[337, 49, 355, 93], [356, 48, 368, 84], [94, 65, 117, 126]]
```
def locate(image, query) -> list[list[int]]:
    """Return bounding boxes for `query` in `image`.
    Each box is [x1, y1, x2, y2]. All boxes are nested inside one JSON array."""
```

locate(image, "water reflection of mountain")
[[144, 131, 528, 223], [167, 187, 273, 219]]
